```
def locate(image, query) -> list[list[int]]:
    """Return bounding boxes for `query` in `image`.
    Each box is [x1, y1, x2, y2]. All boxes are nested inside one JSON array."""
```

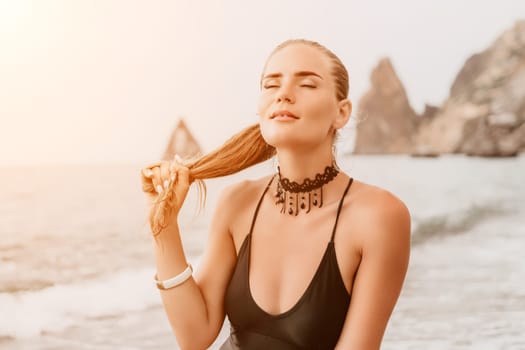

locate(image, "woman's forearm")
[[153, 220, 213, 349]]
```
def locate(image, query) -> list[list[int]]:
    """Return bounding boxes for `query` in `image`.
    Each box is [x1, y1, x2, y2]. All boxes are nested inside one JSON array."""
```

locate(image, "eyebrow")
[[262, 71, 323, 80]]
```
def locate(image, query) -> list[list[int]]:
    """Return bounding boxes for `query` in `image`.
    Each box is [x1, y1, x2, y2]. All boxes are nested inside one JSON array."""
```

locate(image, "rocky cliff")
[[354, 19, 525, 156], [420, 19, 525, 156], [353, 58, 419, 154], [162, 118, 202, 161]]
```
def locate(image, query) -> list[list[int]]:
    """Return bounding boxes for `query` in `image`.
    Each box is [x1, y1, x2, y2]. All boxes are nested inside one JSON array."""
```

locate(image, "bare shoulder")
[[214, 175, 275, 241], [217, 175, 274, 208], [348, 179, 411, 247], [351, 180, 411, 219]]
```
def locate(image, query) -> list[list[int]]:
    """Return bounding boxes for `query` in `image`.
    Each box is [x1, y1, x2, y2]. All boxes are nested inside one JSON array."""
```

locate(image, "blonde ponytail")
[[144, 123, 275, 237]]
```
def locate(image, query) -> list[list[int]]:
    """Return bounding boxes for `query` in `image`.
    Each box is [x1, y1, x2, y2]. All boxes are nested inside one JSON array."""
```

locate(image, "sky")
[[1, 0, 524, 166]]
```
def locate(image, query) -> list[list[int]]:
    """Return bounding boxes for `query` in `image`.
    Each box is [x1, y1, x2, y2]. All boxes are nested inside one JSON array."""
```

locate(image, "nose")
[[276, 83, 295, 104]]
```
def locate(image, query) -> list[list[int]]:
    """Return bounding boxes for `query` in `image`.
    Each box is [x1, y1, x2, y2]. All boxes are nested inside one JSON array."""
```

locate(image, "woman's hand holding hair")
[[139, 124, 274, 237], [140, 154, 192, 235]]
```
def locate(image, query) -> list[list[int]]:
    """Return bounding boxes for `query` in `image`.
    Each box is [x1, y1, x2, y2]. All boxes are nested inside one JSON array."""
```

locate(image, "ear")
[[332, 99, 352, 129]]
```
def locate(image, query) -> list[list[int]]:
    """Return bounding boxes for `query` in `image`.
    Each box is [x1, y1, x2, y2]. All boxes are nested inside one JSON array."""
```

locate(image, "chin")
[[260, 126, 296, 148], [260, 122, 327, 150], [262, 133, 313, 150]]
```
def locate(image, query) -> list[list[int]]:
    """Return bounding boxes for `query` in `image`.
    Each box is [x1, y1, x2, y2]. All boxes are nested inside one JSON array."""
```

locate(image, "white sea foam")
[[0, 267, 168, 338]]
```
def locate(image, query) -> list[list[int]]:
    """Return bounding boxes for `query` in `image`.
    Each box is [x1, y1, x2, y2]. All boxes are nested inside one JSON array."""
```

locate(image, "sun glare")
[[0, 0, 31, 36]]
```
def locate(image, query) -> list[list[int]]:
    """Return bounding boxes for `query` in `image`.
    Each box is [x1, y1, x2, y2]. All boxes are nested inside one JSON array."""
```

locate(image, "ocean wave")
[[0, 268, 163, 339], [411, 202, 512, 245]]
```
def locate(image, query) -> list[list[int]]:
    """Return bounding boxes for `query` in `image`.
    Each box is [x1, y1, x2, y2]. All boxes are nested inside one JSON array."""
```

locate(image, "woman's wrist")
[[154, 263, 193, 290], [152, 219, 189, 276]]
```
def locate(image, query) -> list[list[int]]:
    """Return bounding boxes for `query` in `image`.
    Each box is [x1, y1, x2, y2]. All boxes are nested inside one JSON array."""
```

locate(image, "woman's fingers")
[[142, 167, 153, 178], [171, 164, 191, 204], [140, 155, 189, 196], [177, 165, 190, 188], [151, 166, 162, 193], [140, 167, 155, 193], [144, 161, 161, 169], [169, 163, 177, 183], [159, 161, 171, 192]]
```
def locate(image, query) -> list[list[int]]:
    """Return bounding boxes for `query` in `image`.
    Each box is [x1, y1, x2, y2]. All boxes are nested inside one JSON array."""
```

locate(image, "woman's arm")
[[153, 181, 241, 349], [335, 190, 411, 350]]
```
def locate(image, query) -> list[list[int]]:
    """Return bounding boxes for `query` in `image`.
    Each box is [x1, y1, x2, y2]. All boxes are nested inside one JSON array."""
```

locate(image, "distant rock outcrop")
[[162, 119, 202, 161], [353, 58, 419, 154], [417, 19, 525, 156], [353, 19, 525, 157]]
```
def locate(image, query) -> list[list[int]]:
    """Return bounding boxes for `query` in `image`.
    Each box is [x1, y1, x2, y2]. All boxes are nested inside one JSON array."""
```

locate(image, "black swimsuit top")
[[221, 176, 354, 350]]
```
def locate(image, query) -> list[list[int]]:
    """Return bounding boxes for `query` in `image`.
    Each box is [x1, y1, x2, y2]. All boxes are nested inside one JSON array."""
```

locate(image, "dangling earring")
[[331, 144, 341, 171], [272, 156, 279, 173]]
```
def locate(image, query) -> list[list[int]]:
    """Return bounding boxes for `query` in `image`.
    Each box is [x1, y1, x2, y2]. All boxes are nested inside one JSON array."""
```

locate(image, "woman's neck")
[[275, 147, 334, 182]]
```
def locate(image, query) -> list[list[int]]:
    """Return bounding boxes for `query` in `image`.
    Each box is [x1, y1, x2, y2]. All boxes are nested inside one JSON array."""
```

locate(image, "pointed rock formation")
[[416, 19, 525, 156], [162, 118, 202, 161], [353, 58, 419, 154]]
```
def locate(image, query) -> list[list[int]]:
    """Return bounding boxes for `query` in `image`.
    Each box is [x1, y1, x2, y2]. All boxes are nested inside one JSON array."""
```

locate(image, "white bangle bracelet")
[[154, 264, 193, 290]]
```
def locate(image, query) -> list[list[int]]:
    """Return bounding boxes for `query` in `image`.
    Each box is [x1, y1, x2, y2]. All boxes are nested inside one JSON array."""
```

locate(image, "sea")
[[1, 154, 524, 350]]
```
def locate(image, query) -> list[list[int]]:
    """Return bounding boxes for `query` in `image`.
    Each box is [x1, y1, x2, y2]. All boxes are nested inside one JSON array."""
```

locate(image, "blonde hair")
[[146, 39, 349, 237]]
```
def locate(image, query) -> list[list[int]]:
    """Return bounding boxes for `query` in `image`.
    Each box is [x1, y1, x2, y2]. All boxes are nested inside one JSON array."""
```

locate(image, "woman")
[[140, 39, 411, 349]]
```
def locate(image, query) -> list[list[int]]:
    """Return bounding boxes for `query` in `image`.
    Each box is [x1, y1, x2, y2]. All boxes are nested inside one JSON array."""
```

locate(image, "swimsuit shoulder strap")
[[248, 175, 276, 235], [330, 177, 354, 242]]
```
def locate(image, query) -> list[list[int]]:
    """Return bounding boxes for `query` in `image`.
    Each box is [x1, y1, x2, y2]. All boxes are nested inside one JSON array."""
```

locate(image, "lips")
[[270, 110, 299, 119]]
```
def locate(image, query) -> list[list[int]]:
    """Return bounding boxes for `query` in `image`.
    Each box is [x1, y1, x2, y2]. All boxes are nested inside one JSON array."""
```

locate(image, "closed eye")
[[263, 84, 279, 89], [300, 84, 316, 88]]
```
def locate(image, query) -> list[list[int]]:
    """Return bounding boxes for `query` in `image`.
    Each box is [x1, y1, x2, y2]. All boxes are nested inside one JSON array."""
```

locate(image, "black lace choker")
[[274, 164, 339, 215]]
